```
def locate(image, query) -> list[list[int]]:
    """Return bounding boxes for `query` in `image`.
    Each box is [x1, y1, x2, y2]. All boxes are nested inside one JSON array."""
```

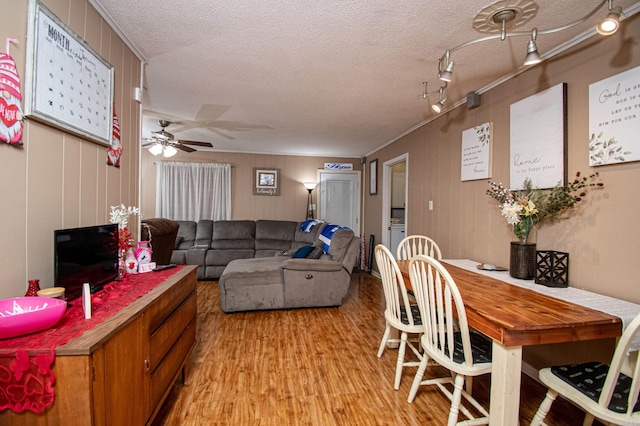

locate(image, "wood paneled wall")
[[0, 0, 142, 298]]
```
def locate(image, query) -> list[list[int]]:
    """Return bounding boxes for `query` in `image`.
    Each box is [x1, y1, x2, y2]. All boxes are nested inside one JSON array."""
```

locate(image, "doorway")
[[381, 154, 408, 254], [317, 170, 361, 234]]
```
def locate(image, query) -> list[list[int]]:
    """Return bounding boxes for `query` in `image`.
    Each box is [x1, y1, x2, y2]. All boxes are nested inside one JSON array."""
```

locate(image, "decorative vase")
[[25, 279, 41, 297], [117, 249, 127, 280], [510, 242, 536, 279]]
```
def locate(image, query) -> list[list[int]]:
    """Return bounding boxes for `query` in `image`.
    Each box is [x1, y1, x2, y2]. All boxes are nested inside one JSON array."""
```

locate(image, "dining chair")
[[531, 312, 640, 426], [374, 244, 423, 390], [396, 235, 442, 260], [406, 255, 493, 426]]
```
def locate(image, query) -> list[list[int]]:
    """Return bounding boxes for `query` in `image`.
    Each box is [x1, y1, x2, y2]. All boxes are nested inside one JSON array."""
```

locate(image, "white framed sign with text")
[[509, 83, 566, 189]]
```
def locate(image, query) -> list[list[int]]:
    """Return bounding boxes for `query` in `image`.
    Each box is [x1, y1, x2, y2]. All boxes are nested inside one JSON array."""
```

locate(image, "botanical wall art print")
[[461, 121, 492, 181], [589, 65, 640, 166], [510, 83, 567, 190], [253, 168, 280, 196]]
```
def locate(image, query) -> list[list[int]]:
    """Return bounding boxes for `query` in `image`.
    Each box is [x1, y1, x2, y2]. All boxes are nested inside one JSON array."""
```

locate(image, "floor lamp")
[[303, 182, 316, 219]]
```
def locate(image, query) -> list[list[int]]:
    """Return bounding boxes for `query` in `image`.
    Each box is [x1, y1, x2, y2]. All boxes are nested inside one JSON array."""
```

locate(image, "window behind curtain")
[[156, 162, 231, 221]]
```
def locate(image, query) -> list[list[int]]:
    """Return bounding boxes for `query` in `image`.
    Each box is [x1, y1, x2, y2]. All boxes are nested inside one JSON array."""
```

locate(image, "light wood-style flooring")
[[152, 272, 600, 425]]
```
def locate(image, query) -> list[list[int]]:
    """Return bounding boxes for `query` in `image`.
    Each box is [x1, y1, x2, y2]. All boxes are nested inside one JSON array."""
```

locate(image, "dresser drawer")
[[147, 275, 196, 334], [149, 318, 196, 410], [149, 291, 197, 372]]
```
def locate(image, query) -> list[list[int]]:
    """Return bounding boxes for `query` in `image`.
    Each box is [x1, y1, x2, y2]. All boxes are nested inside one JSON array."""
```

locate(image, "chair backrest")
[[374, 244, 419, 327], [408, 255, 475, 368], [598, 312, 640, 416], [396, 235, 442, 260]]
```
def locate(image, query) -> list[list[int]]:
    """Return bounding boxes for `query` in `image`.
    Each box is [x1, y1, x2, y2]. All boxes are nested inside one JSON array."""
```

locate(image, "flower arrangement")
[[486, 172, 603, 244], [109, 204, 140, 252]]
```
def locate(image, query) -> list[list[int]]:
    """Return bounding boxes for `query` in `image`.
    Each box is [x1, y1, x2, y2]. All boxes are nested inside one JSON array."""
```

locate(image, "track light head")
[[597, 5, 621, 35], [439, 61, 455, 82], [523, 28, 541, 66]]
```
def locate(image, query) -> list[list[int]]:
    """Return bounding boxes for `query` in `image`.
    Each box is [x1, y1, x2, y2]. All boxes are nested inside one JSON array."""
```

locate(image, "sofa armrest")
[[281, 258, 343, 272]]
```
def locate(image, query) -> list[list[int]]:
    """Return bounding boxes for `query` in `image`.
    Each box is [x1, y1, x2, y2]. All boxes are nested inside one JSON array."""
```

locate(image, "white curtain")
[[156, 162, 231, 221]]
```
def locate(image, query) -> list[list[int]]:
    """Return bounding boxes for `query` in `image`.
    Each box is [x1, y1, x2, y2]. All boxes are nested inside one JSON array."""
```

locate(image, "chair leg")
[[582, 413, 595, 426], [447, 374, 465, 426], [530, 389, 558, 426], [407, 353, 429, 403], [394, 332, 408, 390], [377, 324, 391, 358]]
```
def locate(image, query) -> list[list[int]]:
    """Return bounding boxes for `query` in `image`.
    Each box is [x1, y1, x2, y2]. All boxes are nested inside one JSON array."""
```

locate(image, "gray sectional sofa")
[[170, 219, 360, 312]]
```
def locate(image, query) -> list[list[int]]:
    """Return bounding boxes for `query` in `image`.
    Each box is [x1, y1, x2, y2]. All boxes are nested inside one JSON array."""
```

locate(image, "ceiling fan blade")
[[178, 140, 213, 147], [174, 143, 196, 153]]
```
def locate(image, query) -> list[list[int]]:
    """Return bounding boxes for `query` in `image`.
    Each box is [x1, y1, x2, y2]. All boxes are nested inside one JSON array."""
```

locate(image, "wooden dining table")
[[396, 259, 622, 426]]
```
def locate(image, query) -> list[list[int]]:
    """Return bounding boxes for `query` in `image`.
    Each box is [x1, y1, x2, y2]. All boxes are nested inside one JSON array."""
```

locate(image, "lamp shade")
[[303, 182, 317, 190], [149, 143, 163, 156], [163, 145, 178, 157]]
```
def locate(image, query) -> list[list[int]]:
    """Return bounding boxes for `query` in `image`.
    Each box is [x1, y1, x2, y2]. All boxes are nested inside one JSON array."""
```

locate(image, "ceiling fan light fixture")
[[149, 143, 163, 156], [163, 145, 178, 157], [597, 5, 621, 35]]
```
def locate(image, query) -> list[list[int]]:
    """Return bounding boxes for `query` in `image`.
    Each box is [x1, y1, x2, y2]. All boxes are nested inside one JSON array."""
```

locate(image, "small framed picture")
[[369, 159, 378, 195], [253, 168, 280, 196]]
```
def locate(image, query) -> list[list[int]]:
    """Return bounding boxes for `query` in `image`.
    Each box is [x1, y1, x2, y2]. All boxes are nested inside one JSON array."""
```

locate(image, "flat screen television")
[[54, 223, 119, 301]]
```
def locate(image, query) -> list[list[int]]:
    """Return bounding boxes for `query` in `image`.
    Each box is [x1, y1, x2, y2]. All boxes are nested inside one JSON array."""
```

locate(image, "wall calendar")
[[24, 0, 114, 146]]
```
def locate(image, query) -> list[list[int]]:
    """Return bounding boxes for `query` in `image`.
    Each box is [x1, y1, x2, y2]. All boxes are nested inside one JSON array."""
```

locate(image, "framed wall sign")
[[461, 122, 492, 181], [24, 0, 114, 146], [253, 168, 280, 196], [510, 83, 567, 189], [589, 65, 640, 166], [369, 159, 378, 195]]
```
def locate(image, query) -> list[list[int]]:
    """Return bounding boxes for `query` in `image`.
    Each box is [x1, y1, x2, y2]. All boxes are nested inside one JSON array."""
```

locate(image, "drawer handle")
[[144, 357, 150, 373], [305, 274, 313, 280]]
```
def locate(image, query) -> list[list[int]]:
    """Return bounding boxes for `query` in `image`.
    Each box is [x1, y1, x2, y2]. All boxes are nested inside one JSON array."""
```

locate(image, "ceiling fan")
[[142, 120, 213, 156]]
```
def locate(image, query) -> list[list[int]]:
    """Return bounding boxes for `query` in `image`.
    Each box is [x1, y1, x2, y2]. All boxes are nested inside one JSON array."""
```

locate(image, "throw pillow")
[[292, 245, 314, 258], [306, 246, 323, 259]]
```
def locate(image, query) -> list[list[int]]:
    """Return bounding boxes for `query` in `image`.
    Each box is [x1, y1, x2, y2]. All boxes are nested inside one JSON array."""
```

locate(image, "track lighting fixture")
[[420, 0, 624, 114], [431, 88, 446, 113], [523, 28, 542, 66], [597, 0, 622, 35]]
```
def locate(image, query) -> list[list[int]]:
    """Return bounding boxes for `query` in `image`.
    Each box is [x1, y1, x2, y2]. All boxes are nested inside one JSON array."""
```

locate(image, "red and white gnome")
[[107, 107, 122, 167], [0, 53, 23, 145]]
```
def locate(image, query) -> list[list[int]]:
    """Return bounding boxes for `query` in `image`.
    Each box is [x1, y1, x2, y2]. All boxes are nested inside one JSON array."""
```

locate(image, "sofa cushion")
[[255, 220, 296, 248], [175, 221, 198, 249], [211, 220, 256, 250]]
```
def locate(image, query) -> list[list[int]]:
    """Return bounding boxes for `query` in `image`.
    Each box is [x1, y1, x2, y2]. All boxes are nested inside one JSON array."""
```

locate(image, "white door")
[[317, 171, 360, 234]]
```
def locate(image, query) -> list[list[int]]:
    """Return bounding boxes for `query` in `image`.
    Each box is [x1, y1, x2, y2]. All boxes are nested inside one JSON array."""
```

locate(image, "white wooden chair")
[[406, 255, 493, 426], [374, 244, 423, 390], [396, 235, 442, 260], [531, 312, 640, 426]]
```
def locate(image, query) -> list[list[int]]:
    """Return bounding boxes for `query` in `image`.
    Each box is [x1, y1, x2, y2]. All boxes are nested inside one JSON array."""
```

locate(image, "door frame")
[[317, 169, 361, 235], [381, 153, 408, 249]]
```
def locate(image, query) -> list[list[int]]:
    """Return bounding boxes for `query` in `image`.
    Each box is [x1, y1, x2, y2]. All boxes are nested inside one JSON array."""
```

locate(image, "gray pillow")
[[307, 246, 324, 259]]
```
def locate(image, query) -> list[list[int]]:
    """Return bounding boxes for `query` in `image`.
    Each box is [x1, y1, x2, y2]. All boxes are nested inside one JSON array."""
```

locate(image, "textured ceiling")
[[93, 0, 639, 157]]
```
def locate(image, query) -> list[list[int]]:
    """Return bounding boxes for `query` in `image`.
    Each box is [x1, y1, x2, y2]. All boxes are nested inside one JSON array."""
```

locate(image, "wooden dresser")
[[1, 265, 197, 426]]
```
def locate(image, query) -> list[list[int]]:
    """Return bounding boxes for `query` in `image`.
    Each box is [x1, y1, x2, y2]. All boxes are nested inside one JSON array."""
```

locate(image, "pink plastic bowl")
[[0, 297, 67, 339]]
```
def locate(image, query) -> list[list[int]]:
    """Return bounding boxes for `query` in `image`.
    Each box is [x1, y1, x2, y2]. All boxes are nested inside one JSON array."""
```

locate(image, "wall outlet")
[[428, 200, 433, 211]]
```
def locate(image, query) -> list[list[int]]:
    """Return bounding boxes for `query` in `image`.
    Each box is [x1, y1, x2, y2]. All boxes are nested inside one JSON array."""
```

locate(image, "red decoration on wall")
[[107, 107, 122, 167], [0, 52, 23, 146]]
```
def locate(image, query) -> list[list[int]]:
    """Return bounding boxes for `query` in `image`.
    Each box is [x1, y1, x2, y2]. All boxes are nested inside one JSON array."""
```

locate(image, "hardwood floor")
[[152, 272, 599, 425]]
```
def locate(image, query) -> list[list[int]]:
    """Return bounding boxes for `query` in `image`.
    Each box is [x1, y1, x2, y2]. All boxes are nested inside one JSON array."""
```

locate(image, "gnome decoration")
[[0, 48, 24, 146], [107, 107, 122, 167]]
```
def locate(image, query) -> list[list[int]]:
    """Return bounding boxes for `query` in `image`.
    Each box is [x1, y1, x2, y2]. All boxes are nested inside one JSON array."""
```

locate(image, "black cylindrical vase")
[[510, 242, 536, 279]]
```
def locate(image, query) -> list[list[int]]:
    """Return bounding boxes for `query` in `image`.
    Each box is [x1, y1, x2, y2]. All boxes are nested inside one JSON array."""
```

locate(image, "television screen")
[[54, 224, 119, 301]]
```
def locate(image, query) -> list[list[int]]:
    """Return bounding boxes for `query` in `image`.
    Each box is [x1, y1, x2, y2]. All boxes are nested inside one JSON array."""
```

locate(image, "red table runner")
[[0, 266, 183, 414]]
